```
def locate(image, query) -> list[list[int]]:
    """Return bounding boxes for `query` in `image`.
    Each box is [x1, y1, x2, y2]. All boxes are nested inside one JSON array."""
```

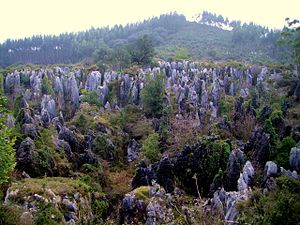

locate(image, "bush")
[[93, 135, 115, 160], [0, 96, 16, 185], [237, 176, 300, 225], [0, 204, 22, 225], [141, 73, 164, 116], [92, 200, 109, 224], [35, 203, 64, 225], [81, 90, 101, 107], [0, 73, 3, 94], [274, 136, 297, 168], [20, 73, 30, 86], [142, 133, 161, 163], [74, 113, 88, 133], [41, 75, 54, 95]]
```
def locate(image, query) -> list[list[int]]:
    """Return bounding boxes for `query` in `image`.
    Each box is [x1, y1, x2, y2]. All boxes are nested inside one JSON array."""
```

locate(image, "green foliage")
[[92, 200, 109, 224], [0, 204, 22, 225], [109, 104, 153, 140], [81, 90, 101, 107], [237, 176, 300, 225], [35, 203, 64, 225], [141, 73, 164, 116], [20, 73, 30, 86], [134, 186, 150, 201], [206, 139, 231, 174], [128, 35, 155, 65], [0, 96, 16, 185], [93, 135, 115, 159], [264, 119, 278, 148], [0, 12, 285, 67], [279, 18, 300, 69], [274, 136, 297, 168], [219, 95, 235, 117], [159, 105, 172, 143], [142, 133, 161, 163], [175, 47, 189, 61], [41, 75, 54, 95], [12, 95, 22, 118], [74, 113, 88, 133], [0, 73, 3, 94]]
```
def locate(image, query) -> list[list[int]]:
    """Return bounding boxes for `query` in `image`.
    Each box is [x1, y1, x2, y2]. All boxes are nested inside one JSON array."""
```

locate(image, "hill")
[[0, 11, 288, 67]]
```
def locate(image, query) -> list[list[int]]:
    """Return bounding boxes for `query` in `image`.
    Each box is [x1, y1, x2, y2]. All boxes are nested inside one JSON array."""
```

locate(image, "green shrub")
[[92, 200, 109, 224], [81, 90, 101, 107], [35, 203, 64, 225], [0, 96, 16, 185], [0, 73, 3, 94], [93, 135, 115, 159], [41, 75, 54, 95], [274, 136, 297, 168], [219, 96, 235, 118], [141, 73, 164, 116], [74, 113, 88, 133], [142, 133, 161, 163], [264, 118, 278, 148], [20, 73, 30, 86], [175, 47, 189, 61], [237, 176, 300, 225], [0, 204, 22, 225]]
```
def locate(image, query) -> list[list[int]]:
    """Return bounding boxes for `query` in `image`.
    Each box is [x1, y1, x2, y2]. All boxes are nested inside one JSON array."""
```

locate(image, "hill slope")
[[0, 12, 286, 67]]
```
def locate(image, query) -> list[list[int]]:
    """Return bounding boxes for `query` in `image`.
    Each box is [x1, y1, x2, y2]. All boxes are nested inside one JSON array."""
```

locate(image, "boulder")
[[224, 149, 245, 191], [120, 193, 146, 224], [16, 138, 37, 176], [132, 161, 155, 190], [264, 161, 278, 179], [244, 128, 271, 169], [54, 139, 75, 163], [237, 161, 255, 191], [127, 139, 140, 162], [85, 71, 101, 91], [21, 123, 38, 139], [153, 157, 175, 193], [290, 147, 300, 173], [262, 161, 279, 190], [211, 188, 250, 225], [41, 95, 56, 119], [79, 150, 98, 165], [58, 127, 83, 153]]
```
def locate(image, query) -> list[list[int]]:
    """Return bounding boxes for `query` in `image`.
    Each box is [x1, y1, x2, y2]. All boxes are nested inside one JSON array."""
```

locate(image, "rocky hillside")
[[0, 60, 300, 224]]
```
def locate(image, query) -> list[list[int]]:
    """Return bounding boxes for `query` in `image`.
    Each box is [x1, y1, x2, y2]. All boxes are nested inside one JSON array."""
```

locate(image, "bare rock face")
[[16, 137, 37, 176], [224, 149, 245, 191], [237, 161, 255, 191], [85, 71, 101, 91], [244, 128, 271, 169], [290, 146, 300, 173], [41, 95, 56, 119], [211, 188, 250, 225], [127, 139, 140, 162], [132, 161, 155, 190], [5, 71, 21, 95], [21, 123, 38, 139], [64, 74, 79, 118], [58, 126, 83, 153], [54, 139, 75, 163], [120, 183, 174, 225]]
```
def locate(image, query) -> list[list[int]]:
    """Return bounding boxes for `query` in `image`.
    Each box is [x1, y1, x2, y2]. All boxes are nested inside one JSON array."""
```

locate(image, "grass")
[[8, 177, 91, 200], [133, 186, 150, 201]]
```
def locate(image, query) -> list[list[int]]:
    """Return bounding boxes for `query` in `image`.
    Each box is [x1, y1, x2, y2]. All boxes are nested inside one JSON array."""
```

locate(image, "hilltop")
[[0, 12, 287, 67]]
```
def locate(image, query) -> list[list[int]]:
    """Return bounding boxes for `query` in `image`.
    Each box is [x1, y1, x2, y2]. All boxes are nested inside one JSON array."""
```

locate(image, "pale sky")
[[0, 0, 299, 43]]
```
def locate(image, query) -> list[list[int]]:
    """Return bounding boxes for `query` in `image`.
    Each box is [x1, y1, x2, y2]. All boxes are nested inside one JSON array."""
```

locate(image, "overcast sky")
[[0, 0, 299, 43]]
